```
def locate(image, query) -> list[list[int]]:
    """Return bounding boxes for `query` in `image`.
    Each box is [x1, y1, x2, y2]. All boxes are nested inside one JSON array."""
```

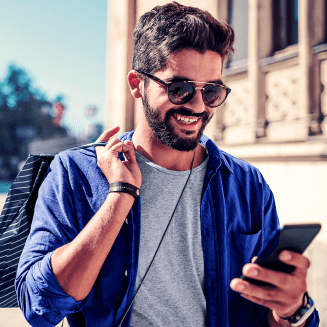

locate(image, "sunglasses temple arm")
[[138, 71, 168, 88]]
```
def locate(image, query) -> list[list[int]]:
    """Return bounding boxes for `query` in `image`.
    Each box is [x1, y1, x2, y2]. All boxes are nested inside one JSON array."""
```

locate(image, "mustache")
[[166, 107, 208, 119]]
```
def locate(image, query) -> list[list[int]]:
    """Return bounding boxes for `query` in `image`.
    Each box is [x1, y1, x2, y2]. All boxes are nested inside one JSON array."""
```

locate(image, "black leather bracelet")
[[280, 292, 315, 326], [109, 182, 140, 198]]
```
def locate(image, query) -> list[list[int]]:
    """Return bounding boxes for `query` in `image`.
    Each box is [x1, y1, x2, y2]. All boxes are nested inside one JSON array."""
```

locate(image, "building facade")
[[106, 0, 327, 323]]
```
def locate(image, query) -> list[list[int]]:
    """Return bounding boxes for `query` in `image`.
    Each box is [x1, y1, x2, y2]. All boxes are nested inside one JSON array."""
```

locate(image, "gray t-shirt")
[[129, 150, 209, 327]]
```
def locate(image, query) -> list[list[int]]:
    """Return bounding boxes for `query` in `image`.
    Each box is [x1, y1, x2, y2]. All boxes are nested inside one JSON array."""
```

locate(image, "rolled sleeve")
[[28, 252, 82, 313], [16, 252, 82, 326]]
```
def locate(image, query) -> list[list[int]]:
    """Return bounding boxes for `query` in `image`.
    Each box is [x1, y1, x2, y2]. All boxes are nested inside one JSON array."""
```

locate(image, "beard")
[[142, 92, 213, 152]]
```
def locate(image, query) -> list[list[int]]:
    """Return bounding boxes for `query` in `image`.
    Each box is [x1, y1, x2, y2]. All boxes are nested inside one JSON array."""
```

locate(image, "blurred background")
[[0, 0, 106, 195], [1, 0, 327, 326]]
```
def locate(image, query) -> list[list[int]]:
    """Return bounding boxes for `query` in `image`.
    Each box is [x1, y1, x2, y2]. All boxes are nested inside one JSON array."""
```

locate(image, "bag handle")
[[39, 141, 108, 156], [58, 141, 108, 153]]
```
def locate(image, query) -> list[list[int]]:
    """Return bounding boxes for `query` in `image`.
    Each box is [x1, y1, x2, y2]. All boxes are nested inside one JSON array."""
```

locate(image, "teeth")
[[175, 114, 199, 124]]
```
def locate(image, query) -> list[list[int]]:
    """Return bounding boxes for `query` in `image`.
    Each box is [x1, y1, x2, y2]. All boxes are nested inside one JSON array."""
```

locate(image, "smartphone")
[[240, 223, 321, 287]]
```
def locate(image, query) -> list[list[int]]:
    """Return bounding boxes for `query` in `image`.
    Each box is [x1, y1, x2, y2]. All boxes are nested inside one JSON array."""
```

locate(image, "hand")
[[230, 251, 310, 319], [95, 127, 142, 189]]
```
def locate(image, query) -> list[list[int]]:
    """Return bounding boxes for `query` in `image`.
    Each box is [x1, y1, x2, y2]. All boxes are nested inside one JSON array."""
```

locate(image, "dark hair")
[[132, 2, 235, 74]]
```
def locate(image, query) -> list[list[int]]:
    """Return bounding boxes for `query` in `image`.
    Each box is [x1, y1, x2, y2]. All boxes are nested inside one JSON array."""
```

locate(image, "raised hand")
[[95, 127, 142, 189], [230, 250, 310, 322]]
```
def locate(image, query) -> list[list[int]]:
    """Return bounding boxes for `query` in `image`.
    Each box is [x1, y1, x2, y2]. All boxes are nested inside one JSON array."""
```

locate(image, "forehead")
[[157, 49, 223, 82]]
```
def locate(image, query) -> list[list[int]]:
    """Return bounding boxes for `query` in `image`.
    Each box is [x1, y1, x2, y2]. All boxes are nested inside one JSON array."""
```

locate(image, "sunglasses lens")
[[168, 82, 195, 104], [203, 85, 227, 107]]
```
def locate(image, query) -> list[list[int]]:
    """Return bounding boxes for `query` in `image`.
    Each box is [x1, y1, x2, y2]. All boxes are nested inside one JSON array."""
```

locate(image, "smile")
[[174, 114, 200, 125]]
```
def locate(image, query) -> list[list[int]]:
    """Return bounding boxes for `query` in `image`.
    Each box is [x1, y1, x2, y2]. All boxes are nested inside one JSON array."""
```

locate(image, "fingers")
[[279, 251, 310, 270], [104, 137, 122, 150], [102, 139, 136, 162], [230, 276, 304, 318], [241, 263, 294, 289], [96, 126, 120, 142], [243, 252, 310, 288], [109, 141, 136, 163], [94, 127, 136, 163], [230, 252, 311, 318], [230, 276, 276, 296], [96, 127, 120, 157], [123, 140, 136, 163]]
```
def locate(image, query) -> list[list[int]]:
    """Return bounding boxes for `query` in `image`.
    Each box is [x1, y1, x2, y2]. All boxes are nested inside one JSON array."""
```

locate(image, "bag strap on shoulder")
[[39, 141, 108, 156], [60, 141, 107, 152]]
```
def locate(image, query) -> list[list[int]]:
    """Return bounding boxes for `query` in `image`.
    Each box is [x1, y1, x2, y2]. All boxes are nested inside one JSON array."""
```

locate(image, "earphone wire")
[[118, 148, 197, 327]]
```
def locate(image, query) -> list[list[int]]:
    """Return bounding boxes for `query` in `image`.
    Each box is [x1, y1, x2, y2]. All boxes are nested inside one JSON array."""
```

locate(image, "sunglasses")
[[137, 70, 231, 108]]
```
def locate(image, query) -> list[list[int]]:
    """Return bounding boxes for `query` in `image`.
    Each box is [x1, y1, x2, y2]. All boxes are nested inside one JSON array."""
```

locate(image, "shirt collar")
[[199, 135, 233, 174], [118, 131, 233, 174]]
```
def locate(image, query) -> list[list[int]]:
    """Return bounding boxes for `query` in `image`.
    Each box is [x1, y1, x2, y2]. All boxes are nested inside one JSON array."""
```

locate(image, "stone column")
[[248, 0, 260, 138], [298, 0, 312, 131], [248, 0, 261, 140], [104, 0, 135, 132]]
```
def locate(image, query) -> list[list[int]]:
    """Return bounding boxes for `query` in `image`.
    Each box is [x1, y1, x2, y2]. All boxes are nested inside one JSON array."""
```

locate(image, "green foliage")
[[0, 64, 68, 159]]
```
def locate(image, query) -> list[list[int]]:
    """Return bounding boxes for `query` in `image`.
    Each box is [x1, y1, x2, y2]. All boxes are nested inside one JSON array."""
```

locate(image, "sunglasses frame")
[[136, 70, 231, 108]]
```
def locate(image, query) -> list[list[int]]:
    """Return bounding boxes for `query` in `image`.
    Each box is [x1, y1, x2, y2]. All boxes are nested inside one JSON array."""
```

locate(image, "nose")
[[187, 88, 206, 113]]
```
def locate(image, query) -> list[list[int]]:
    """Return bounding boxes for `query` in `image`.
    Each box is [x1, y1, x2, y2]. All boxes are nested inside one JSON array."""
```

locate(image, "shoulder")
[[222, 150, 265, 183], [45, 146, 103, 191], [201, 135, 265, 184], [56, 146, 97, 170]]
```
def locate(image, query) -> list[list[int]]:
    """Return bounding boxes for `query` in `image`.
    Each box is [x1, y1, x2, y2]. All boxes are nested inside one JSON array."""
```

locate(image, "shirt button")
[[125, 270, 128, 276], [205, 229, 211, 239], [125, 218, 128, 224], [211, 281, 216, 290]]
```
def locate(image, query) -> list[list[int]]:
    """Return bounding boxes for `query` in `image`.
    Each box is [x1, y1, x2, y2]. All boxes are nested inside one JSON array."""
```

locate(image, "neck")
[[132, 126, 207, 171]]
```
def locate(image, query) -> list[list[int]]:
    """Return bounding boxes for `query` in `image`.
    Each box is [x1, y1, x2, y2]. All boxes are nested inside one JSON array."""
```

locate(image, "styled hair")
[[132, 2, 235, 74]]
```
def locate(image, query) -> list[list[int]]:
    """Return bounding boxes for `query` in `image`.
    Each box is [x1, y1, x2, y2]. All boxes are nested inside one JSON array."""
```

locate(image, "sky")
[[0, 0, 108, 136]]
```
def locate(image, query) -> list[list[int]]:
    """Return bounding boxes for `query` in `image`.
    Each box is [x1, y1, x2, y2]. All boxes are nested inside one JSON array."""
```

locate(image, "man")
[[16, 2, 319, 327]]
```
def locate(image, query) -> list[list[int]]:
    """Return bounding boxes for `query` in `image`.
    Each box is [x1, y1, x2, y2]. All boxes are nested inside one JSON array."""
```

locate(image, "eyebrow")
[[165, 75, 224, 85]]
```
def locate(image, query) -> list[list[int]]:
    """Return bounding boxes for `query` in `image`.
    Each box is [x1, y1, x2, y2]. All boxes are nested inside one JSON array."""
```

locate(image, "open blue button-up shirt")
[[16, 131, 319, 327]]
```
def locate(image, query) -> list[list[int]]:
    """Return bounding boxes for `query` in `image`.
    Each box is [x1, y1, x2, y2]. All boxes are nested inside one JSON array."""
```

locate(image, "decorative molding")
[[219, 140, 327, 161], [223, 78, 251, 127], [260, 49, 299, 68], [265, 65, 301, 122], [313, 44, 327, 55]]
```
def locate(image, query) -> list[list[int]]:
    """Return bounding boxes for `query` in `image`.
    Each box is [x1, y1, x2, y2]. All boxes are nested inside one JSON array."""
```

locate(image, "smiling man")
[[16, 2, 319, 327]]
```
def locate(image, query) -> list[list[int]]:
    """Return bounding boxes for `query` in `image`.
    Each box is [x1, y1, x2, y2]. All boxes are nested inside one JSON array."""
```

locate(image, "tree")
[[0, 65, 68, 160]]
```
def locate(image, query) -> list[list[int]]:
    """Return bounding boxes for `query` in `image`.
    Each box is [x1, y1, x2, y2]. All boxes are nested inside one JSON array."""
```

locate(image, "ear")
[[128, 70, 143, 99]]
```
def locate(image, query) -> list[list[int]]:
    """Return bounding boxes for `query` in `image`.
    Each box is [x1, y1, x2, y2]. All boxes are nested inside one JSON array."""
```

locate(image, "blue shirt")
[[15, 131, 319, 327]]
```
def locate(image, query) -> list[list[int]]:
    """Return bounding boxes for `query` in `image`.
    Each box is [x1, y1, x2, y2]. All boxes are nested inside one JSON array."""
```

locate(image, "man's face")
[[141, 49, 223, 152]]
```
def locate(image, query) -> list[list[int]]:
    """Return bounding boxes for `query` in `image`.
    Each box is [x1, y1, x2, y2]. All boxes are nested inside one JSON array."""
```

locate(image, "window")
[[273, 0, 299, 52], [227, 0, 248, 67]]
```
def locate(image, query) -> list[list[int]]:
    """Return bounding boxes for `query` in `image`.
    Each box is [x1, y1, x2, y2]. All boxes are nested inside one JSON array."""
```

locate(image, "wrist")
[[109, 182, 140, 198], [272, 292, 314, 327], [269, 310, 305, 327], [106, 189, 136, 204]]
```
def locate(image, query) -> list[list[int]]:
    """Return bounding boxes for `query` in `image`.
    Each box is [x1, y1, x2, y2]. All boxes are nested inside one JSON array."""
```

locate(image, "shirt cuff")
[[26, 251, 82, 316], [256, 306, 320, 327], [304, 308, 320, 327], [256, 305, 270, 326]]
